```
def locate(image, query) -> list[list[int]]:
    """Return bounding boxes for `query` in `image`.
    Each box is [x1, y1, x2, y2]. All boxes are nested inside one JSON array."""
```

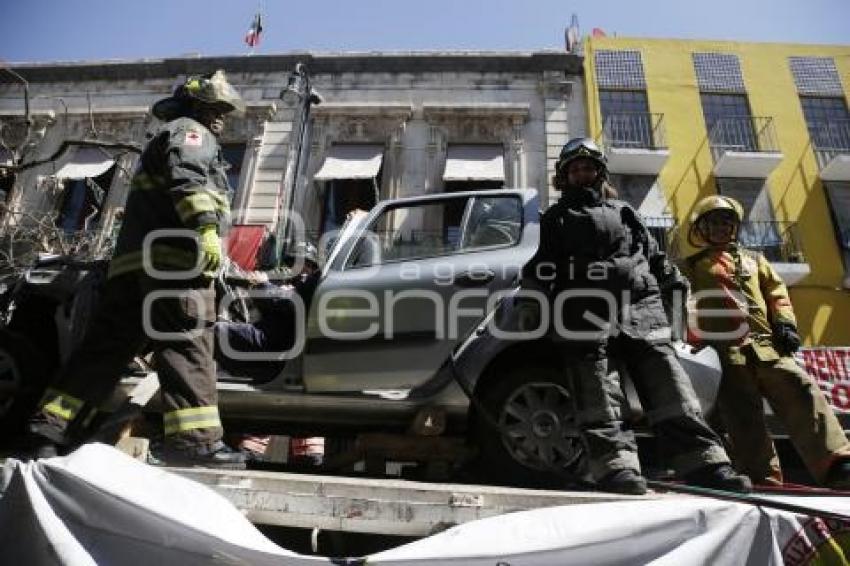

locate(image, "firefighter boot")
[[597, 468, 648, 495], [160, 440, 247, 470], [20, 411, 70, 460], [684, 463, 753, 493], [824, 460, 850, 490]]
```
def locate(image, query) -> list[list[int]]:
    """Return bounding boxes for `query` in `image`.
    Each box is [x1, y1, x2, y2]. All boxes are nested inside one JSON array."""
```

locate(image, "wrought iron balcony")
[[808, 119, 850, 181], [738, 220, 809, 285], [602, 113, 670, 175], [643, 215, 676, 252], [708, 116, 783, 178], [738, 220, 803, 263]]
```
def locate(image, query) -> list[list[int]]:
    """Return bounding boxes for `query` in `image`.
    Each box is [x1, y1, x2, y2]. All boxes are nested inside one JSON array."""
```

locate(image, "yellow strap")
[[163, 406, 222, 435], [176, 191, 218, 223], [108, 246, 200, 278], [41, 388, 84, 421]]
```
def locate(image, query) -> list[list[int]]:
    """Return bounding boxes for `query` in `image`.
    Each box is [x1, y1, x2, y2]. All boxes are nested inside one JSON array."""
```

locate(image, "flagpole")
[[253, 1, 260, 56], [244, 7, 262, 55]]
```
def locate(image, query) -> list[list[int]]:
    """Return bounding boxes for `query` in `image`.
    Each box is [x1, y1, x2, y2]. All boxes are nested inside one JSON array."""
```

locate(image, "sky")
[[1, 0, 848, 65]]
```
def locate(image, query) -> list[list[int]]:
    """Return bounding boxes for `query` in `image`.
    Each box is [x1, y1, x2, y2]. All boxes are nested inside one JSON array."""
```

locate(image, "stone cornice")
[[2, 52, 583, 83], [312, 103, 413, 120], [423, 103, 530, 120], [1, 100, 275, 119]]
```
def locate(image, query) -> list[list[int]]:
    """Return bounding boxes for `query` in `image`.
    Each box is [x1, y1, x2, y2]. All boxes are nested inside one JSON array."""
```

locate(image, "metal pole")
[[284, 88, 312, 249], [274, 66, 306, 266], [274, 63, 320, 267]]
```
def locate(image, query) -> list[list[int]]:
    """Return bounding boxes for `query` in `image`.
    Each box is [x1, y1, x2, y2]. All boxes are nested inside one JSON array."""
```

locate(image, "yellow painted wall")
[[584, 37, 850, 345]]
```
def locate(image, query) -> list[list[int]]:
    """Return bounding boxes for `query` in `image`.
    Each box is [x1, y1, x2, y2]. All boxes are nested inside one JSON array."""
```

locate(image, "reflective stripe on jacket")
[[108, 116, 231, 279]]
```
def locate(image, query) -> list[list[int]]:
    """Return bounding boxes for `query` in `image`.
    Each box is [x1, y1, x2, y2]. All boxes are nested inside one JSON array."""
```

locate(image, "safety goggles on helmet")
[[556, 137, 607, 173], [688, 195, 744, 248], [701, 209, 740, 226]]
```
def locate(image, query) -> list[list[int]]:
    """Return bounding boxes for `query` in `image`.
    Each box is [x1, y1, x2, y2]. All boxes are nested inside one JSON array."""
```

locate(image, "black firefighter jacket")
[[108, 116, 232, 279], [522, 186, 683, 342]]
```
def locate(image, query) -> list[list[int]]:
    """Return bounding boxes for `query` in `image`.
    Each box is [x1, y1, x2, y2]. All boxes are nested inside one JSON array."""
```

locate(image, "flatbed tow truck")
[[169, 464, 655, 538]]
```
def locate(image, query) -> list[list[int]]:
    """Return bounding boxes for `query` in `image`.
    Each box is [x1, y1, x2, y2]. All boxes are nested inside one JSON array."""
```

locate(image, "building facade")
[[0, 52, 584, 268], [583, 37, 850, 346]]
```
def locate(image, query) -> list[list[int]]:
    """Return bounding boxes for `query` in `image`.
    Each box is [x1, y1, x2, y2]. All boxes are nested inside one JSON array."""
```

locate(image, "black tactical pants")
[[39, 273, 222, 449], [563, 336, 729, 480]]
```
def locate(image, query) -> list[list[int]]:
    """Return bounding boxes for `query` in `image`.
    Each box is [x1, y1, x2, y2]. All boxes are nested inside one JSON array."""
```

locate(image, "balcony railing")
[[602, 112, 668, 150], [644, 216, 676, 253], [738, 220, 805, 264], [808, 119, 850, 170], [708, 116, 780, 160]]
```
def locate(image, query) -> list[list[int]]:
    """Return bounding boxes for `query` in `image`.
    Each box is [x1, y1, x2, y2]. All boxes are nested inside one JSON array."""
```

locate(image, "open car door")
[[303, 189, 540, 392]]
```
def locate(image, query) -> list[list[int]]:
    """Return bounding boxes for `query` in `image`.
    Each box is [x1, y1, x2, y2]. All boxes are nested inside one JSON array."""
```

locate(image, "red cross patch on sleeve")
[[183, 131, 203, 147]]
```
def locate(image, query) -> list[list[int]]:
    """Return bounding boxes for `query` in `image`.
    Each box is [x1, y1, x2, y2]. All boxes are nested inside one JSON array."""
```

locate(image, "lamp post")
[[275, 63, 322, 266]]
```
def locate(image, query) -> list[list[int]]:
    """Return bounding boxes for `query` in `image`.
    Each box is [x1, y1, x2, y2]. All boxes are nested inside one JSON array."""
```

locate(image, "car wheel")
[[474, 363, 585, 487], [0, 330, 50, 440]]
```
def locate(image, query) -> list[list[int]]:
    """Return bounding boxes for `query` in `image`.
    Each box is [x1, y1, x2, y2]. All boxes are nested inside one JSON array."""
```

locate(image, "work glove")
[[197, 224, 222, 276], [772, 322, 801, 355]]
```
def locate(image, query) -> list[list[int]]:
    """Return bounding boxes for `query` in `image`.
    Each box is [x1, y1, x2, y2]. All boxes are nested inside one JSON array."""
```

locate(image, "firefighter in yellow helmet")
[[24, 70, 246, 468], [680, 195, 850, 487]]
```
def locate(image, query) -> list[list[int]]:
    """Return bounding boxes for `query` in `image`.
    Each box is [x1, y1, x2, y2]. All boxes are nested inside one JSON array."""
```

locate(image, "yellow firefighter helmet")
[[687, 195, 744, 248]]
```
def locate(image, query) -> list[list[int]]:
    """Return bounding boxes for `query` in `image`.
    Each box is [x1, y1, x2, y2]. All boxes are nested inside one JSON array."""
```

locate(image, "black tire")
[[0, 330, 51, 441], [473, 363, 586, 488]]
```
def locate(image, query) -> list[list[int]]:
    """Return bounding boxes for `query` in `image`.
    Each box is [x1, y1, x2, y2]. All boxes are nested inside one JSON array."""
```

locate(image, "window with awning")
[[54, 147, 115, 180], [315, 144, 385, 236], [314, 144, 384, 181], [53, 147, 116, 233], [442, 145, 505, 193], [443, 144, 505, 182]]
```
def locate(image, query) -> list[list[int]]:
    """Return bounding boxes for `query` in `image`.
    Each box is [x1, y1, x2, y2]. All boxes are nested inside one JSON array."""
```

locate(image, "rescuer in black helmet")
[[520, 137, 751, 494]]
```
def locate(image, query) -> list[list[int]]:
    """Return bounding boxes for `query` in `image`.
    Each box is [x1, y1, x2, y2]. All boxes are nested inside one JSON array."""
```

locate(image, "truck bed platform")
[[171, 467, 668, 536]]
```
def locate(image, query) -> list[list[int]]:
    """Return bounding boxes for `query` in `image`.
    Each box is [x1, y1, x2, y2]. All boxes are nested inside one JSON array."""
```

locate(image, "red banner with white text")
[[797, 348, 850, 413]]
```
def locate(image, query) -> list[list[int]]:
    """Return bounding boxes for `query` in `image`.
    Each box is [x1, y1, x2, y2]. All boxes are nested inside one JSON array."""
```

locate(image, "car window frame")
[[340, 193, 525, 271]]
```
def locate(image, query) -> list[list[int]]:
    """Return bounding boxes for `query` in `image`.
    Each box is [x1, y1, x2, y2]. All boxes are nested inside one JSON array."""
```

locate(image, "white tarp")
[[313, 144, 383, 181], [372, 495, 850, 565], [0, 444, 321, 566], [54, 147, 115, 180], [3, 443, 850, 565], [442, 145, 505, 182]]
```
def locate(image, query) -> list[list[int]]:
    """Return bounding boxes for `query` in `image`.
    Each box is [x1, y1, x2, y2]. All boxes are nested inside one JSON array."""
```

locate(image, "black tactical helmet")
[[555, 137, 608, 175], [152, 70, 246, 121]]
